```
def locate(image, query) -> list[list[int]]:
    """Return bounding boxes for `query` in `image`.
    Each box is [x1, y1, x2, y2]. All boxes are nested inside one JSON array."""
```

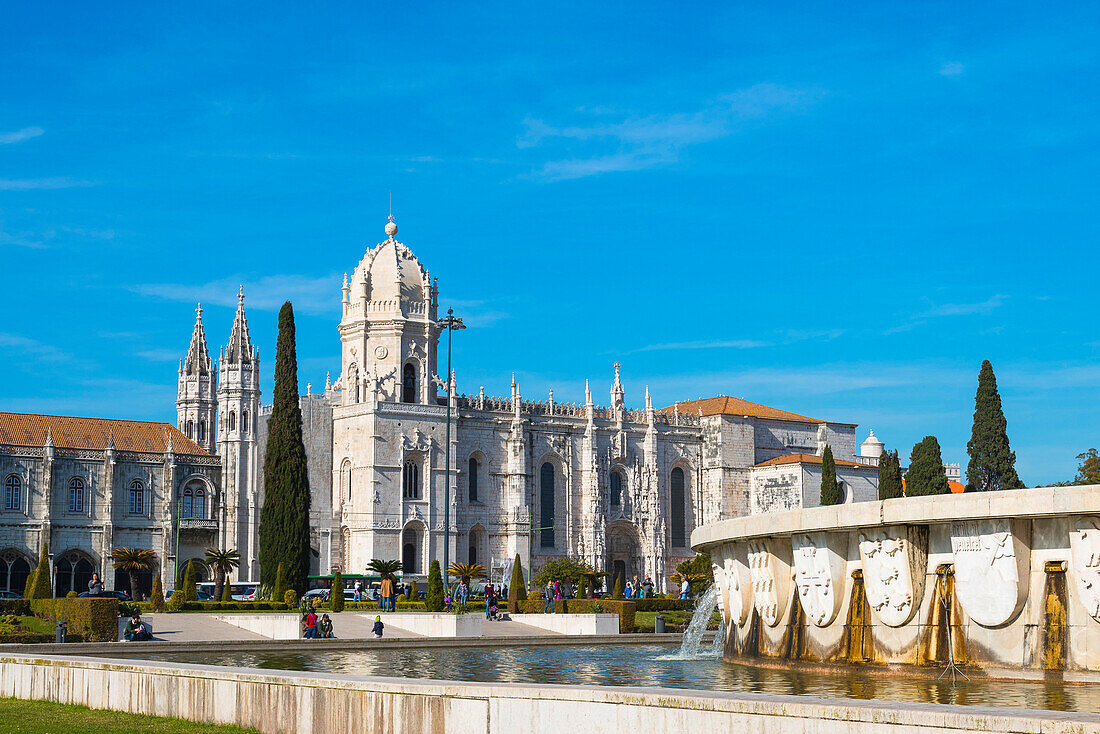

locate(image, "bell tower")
[[177, 304, 217, 453]]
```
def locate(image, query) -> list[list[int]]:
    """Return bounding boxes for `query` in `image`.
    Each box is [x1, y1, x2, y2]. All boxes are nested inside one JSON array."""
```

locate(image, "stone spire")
[[611, 362, 624, 411], [224, 287, 255, 364], [183, 304, 212, 375]]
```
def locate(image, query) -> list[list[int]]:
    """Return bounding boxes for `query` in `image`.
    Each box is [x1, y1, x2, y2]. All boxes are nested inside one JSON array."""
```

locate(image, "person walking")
[[679, 577, 691, 600], [642, 576, 654, 599], [353, 579, 362, 603], [380, 573, 395, 612], [543, 579, 554, 613], [625, 578, 634, 598], [372, 615, 385, 639], [484, 582, 496, 620]]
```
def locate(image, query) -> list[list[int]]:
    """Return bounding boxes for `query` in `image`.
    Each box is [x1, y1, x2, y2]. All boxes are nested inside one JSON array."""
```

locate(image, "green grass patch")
[[0, 698, 261, 733], [633, 609, 720, 633]]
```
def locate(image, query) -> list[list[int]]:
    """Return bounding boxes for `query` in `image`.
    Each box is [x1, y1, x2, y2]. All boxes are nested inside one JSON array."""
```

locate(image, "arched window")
[[5, 475, 21, 511], [54, 552, 95, 597], [228, 412, 236, 432], [182, 485, 206, 519], [1, 553, 30, 593], [610, 472, 622, 507], [670, 467, 686, 547], [468, 457, 479, 502], [341, 460, 352, 500], [402, 363, 417, 403], [198, 420, 206, 442], [242, 410, 249, 435], [402, 524, 422, 574], [128, 479, 144, 515], [402, 461, 420, 500], [187, 421, 194, 439], [540, 462, 555, 548], [68, 477, 85, 513]]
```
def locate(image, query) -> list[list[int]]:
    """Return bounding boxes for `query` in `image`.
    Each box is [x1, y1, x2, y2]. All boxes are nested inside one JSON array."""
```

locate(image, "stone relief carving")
[[792, 532, 846, 627], [713, 543, 752, 627], [747, 540, 790, 627], [1070, 517, 1100, 620], [858, 526, 926, 627], [950, 519, 1029, 627], [402, 430, 432, 453]]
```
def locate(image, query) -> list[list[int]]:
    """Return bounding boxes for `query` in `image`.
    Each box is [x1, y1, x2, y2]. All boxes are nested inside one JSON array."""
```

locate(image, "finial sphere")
[[385, 215, 398, 238]]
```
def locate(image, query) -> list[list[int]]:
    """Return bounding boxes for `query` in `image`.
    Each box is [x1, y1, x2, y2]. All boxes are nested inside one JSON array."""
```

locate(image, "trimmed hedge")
[[633, 599, 693, 612], [0, 600, 32, 616], [30, 598, 118, 642], [566, 599, 636, 634]]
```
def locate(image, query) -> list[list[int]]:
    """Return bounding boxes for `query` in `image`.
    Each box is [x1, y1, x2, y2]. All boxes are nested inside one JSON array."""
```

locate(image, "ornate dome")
[[350, 216, 431, 308]]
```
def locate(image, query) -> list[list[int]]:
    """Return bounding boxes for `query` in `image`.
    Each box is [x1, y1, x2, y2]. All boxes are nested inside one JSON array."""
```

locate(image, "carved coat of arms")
[[792, 532, 846, 627], [950, 519, 1028, 627], [1070, 517, 1100, 620], [748, 540, 789, 627], [712, 543, 752, 628], [858, 526, 925, 627]]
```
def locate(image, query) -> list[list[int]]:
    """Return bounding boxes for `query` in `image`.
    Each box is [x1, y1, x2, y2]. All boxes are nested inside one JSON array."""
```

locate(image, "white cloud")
[[136, 348, 181, 362], [0, 127, 44, 144], [0, 177, 97, 191], [638, 339, 772, 352], [134, 274, 341, 316], [886, 295, 1008, 333], [0, 332, 69, 361], [520, 83, 823, 180], [939, 62, 965, 76]]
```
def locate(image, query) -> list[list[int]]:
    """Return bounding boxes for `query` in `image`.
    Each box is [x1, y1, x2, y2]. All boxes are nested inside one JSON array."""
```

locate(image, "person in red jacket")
[[303, 609, 318, 639]]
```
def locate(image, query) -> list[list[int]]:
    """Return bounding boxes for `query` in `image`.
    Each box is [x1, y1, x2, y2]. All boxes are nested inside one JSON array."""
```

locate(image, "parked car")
[[0, 590, 22, 599], [165, 588, 214, 601], [302, 588, 356, 603], [79, 590, 131, 601]]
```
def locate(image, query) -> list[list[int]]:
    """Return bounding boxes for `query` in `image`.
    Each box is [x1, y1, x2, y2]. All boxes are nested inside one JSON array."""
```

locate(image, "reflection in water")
[[119, 644, 1098, 713]]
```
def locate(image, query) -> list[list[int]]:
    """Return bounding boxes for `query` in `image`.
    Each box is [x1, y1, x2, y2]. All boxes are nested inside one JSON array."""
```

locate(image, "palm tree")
[[446, 562, 486, 586], [367, 559, 403, 577], [205, 548, 241, 601], [112, 547, 157, 601]]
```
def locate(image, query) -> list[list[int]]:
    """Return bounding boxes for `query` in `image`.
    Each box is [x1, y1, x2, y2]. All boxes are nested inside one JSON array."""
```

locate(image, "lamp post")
[[437, 308, 465, 583], [174, 497, 181, 591]]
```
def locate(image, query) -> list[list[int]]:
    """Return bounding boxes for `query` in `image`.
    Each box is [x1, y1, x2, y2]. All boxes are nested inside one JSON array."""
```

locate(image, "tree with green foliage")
[[407, 579, 418, 601], [425, 560, 445, 612], [204, 547, 241, 602], [273, 562, 287, 601], [30, 543, 51, 599], [675, 553, 714, 593], [112, 547, 157, 602], [331, 571, 344, 612], [150, 575, 166, 612], [878, 449, 904, 500], [181, 560, 199, 602], [532, 556, 594, 589], [447, 562, 486, 586], [966, 360, 1024, 492], [1075, 449, 1100, 485], [819, 445, 840, 506], [221, 581, 232, 602], [908, 436, 951, 496], [509, 555, 527, 603], [612, 573, 624, 599], [258, 301, 312, 593], [23, 569, 36, 598]]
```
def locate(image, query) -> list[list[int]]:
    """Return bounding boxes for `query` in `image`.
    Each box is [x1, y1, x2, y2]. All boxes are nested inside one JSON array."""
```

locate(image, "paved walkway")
[[138, 613, 566, 642]]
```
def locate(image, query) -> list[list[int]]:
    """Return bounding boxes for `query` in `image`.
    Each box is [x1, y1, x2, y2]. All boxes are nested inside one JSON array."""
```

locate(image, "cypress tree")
[[425, 560, 444, 612], [332, 571, 344, 612], [259, 301, 312, 593], [23, 569, 36, 599], [221, 581, 233, 602], [908, 436, 950, 496], [182, 560, 198, 602], [509, 554, 527, 602], [966, 360, 1024, 492], [878, 450, 904, 500], [612, 573, 624, 599], [30, 543, 51, 599], [819, 445, 840, 505], [273, 562, 287, 601], [150, 574, 166, 612]]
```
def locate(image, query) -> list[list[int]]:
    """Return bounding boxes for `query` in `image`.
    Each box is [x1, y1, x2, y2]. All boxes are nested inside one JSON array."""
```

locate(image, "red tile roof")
[[0, 412, 209, 455], [658, 395, 823, 424], [754, 452, 872, 469]]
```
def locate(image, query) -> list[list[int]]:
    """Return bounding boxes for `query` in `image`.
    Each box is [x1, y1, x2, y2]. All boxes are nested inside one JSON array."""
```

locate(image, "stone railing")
[[691, 484, 1100, 674], [178, 518, 217, 531]]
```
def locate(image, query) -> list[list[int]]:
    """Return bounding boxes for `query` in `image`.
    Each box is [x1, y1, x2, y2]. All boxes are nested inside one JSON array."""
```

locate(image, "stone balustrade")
[[691, 484, 1100, 673]]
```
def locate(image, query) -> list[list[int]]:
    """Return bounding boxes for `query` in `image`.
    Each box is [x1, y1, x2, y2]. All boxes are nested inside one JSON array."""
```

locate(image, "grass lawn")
[[6, 615, 56, 634], [0, 698, 261, 733], [633, 609, 720, 632]]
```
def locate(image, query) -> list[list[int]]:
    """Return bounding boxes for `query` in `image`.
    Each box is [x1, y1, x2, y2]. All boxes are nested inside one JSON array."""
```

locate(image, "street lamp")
[[437, 308, 465, 583]]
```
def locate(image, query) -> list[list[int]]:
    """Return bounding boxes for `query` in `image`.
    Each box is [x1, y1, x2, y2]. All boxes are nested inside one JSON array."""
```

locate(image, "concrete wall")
[[694, 484, 1100, 673], [370, 612, 483, 637], [516, 613, 619, 635], [212, 614, 302, 640], [1, 653, 1093, 734]]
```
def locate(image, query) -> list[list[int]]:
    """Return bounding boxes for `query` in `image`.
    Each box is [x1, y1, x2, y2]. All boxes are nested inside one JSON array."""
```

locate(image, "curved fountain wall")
[[691, 484, 1100, 673]]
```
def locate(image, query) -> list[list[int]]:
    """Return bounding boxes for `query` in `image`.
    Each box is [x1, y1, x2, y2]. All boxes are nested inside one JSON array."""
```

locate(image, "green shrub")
[[149, 575, 166, 612], [634, 599, 693, 612], [284, 589, 299, 607], [274, 563, 287, 601], [181, 561, 198, 602], [30, 598, 119, 642], [407, 580, 418, 600], [396, 593, 407, 603], [331, 571, 344, 613], [30, 544, 51, 600], [118, 602, 140, 618], [425, 560, 445, 612], [612, 574, 624, 599], [0, 599, 31, 616], [509, 554, 527, 603], [221, 583, 233, 602], [65, 591, 77, 599]]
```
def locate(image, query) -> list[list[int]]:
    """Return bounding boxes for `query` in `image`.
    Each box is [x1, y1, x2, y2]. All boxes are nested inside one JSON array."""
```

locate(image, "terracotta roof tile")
[[658, 395, 822, 424], [0, 412, 209, 456], [753, 452, 871, 468]]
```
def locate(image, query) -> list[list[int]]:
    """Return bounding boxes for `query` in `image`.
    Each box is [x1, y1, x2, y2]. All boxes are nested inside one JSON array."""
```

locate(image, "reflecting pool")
[[110, 643, 1100, 713]]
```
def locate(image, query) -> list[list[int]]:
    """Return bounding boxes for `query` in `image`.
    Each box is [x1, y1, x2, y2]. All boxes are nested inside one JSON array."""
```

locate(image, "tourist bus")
[[306, 573, 420, 600], [196, 581, 259, 601]]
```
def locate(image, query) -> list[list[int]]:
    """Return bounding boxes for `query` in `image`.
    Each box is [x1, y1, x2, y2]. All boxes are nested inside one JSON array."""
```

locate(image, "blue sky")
[[2, 2, 1098, 484]]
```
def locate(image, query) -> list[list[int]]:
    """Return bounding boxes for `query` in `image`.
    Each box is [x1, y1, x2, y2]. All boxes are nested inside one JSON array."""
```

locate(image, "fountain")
[[664, 585, 722, 659]]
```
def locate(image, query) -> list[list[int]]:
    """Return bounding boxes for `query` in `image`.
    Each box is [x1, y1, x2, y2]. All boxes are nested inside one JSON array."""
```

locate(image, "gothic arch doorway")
[[402, 521, 425, 575], [606, 521, 643, 593], [55, 550, 97, 597]]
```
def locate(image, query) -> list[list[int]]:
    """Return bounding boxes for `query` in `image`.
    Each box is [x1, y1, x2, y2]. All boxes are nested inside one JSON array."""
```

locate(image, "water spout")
[[665, 585, 722, 660]]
